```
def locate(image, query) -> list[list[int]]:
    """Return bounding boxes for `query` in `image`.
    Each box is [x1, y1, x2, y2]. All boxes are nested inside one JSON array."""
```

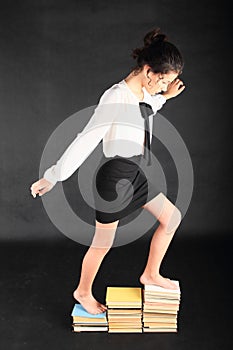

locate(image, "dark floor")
[[0, 232, 232, 350]]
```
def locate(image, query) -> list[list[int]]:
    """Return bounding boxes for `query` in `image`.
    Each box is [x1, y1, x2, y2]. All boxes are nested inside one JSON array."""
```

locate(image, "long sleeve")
[[150, 93, 167, 111], [43, 86, 121, 187]]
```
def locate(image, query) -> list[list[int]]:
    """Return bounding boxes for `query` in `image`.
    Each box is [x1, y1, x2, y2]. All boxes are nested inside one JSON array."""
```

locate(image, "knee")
[[91, 221, 118, 249], [91, 232, 115, 249], [162, 206, 182, 234]]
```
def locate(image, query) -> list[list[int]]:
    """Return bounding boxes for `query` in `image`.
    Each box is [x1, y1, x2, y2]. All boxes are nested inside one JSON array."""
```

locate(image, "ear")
[[143, 64, 151, 78], [143, 64, 151, 77]]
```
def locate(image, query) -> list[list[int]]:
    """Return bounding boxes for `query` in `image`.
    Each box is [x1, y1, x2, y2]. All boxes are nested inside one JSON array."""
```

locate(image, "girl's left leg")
[[140, 192, 182, 289]]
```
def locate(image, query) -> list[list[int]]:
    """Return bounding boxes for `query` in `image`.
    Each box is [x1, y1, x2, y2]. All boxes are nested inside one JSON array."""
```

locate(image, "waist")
[[102, 153, 143, 165]]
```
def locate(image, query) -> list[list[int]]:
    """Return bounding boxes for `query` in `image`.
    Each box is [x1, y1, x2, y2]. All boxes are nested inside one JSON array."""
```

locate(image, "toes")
[[97, 307, 104, 314], [99, 306, 106, 312]]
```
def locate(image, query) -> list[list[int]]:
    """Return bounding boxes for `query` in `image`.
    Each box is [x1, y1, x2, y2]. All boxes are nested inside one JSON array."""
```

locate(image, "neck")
[[124, 71, 144, 100]]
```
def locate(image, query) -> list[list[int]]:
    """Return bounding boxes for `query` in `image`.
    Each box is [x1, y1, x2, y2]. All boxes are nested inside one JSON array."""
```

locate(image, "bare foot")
[[73, 289, 107, 315], [140, 273, 178, 289]]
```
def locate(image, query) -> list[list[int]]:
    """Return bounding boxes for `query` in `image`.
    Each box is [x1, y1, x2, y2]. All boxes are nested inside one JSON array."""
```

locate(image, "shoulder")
[[98, 81, 124, 104]]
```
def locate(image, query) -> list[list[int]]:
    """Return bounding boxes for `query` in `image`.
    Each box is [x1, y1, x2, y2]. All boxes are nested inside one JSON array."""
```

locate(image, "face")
[[143, 66, 179, 95]]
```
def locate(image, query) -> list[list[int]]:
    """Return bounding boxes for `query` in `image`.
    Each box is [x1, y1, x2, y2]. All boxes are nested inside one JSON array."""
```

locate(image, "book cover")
[[106, 287, 142, 305], [71, 304, 107, 320]]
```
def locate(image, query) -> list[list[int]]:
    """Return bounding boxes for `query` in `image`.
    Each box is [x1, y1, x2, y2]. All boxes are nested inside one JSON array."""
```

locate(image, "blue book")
[[71, 304, 107, 319]]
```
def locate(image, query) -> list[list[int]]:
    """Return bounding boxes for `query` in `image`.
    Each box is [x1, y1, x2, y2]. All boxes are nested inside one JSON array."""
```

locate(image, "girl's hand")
[[163, 78, 186, 99], [30, 178, 54, 198]]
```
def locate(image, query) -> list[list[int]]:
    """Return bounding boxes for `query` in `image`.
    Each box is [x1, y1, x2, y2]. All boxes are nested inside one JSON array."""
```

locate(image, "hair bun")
[[131, 47, 144, 60], [144, 27, 168, 48]]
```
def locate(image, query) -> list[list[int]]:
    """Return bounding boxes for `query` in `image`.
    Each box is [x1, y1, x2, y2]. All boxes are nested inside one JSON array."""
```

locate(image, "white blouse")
[[43, 79, 166, 186]]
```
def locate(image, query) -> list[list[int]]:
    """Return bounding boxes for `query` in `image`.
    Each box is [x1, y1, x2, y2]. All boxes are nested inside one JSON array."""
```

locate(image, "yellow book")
[[143, 317, 177, 323], [109, 328, 142, 333], [108, 318, 141, 322], [106, 287, 142, 306], [143, 308, 177, 314], [143, 312, 177, 319], [107, 309, 141, 315], [73, 317, 107, 324], [143, 322, 177, 327], [109, 322, 142, 327], [143, 328, 177, 333]]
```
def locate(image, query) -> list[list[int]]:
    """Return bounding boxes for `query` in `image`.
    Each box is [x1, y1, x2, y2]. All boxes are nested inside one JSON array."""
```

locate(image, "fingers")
[[30, 187, 42, 198], [38, 187, 48, 196], [30, 179, 47, 198], [30, 184, 38, 198], [168, 78, 185, 91], [174, 78, 184, 87], [178, 84, 186, 92], [30, 183, 39, 198], [171, 78, 185, 95]]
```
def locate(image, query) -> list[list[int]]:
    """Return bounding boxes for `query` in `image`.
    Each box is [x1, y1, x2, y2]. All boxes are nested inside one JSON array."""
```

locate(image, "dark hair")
[[131, 27, 184, 76]]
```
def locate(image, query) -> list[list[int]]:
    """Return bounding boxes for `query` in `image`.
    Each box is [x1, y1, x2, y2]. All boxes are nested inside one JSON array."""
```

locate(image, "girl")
[[30, 27, 185, 315]]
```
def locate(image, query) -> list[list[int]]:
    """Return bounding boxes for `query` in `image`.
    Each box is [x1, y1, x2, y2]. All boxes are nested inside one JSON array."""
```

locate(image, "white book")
[[144, 280, 180, 293]]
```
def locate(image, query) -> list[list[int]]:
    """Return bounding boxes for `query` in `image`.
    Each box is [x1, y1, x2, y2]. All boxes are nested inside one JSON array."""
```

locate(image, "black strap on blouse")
[[139, 102, 154, 166]]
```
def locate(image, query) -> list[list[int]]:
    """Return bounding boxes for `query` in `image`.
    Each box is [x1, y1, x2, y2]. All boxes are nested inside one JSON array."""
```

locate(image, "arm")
[[43, 87, 121, 187], [161, 78, 186, 100], [150, 93, 167, 111]]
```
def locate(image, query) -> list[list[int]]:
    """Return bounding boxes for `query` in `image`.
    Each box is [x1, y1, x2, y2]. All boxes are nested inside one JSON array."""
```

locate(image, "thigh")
[[142, 192, 181, 228]]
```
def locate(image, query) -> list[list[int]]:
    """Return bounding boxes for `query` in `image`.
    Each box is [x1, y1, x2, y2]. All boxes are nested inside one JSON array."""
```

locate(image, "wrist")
[[161, 93, 171, 100]]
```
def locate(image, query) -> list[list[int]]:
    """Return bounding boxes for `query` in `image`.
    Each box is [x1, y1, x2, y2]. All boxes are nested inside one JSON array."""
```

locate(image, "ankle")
[[142, 269, 160, 279], [74, 287, 91, 297]]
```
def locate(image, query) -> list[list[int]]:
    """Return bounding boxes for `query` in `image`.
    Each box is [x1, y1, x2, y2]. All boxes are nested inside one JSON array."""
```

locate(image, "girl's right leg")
[[73, 219, 119, 315]]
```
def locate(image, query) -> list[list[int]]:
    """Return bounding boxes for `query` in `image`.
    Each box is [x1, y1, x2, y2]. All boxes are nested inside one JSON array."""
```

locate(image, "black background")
[[0, 1, 232, 349]]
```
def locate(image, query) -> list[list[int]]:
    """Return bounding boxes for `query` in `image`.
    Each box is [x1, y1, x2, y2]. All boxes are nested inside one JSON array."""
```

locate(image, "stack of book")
[[106, 287, 142, 333], [71, 304, 108, 332], [142, 280, 181, 333]]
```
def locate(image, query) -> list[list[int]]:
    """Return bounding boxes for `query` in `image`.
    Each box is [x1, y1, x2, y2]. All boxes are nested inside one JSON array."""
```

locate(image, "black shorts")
[[92, 154, 160, 224]]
